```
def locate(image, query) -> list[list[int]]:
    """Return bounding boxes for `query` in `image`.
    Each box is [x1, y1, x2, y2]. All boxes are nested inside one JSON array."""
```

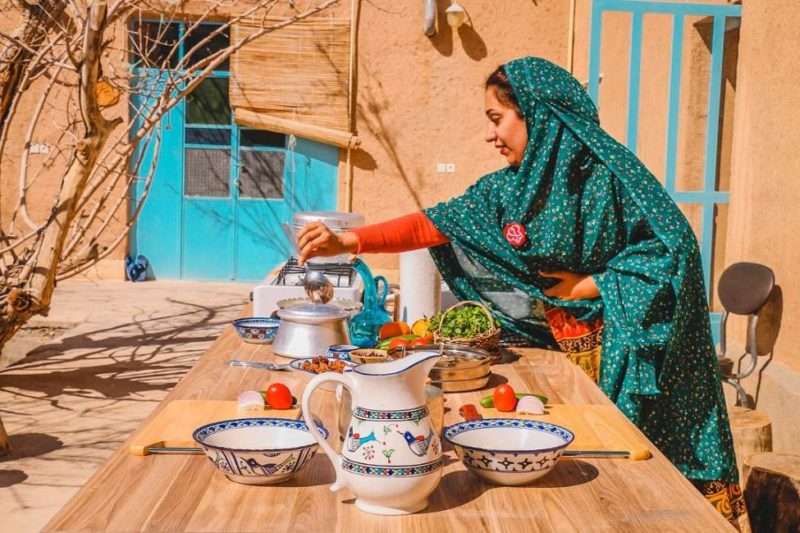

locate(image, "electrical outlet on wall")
[[436, 163, 447, 173], [29, 142, 51, 154], [445, 163, 456, 173]]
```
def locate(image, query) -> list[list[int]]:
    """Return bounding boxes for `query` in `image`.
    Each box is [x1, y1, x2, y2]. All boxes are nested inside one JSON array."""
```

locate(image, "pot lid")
[[278, 303, 350, 320], [291, 211, 365, 231]]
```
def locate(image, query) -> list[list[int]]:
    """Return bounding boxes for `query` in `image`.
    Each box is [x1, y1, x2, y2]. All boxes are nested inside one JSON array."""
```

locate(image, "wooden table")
[[44, 325, 733, 532]]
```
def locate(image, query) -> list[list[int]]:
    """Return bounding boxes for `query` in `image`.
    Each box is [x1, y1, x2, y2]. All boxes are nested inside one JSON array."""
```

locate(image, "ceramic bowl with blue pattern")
[[232, 317, 281, 344], [443, 418, 574, 486], [193, 418, 328, 485]]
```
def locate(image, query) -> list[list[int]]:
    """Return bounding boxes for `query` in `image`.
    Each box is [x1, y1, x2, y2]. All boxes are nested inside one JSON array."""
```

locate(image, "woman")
[[296, 57, 744, 524]]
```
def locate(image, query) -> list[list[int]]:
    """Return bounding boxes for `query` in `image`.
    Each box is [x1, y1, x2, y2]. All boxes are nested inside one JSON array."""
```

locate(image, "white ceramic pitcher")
[[301, 350, 443, 515]]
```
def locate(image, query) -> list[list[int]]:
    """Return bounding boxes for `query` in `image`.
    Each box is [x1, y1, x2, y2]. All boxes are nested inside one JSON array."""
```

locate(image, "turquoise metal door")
[[587, 0, 742, 334], [129, 21, 338, 282]]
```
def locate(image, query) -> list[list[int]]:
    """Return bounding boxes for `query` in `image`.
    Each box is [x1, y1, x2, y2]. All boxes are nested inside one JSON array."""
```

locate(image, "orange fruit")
[[379, 321, 412, 340], [411, 319, 431, 337]]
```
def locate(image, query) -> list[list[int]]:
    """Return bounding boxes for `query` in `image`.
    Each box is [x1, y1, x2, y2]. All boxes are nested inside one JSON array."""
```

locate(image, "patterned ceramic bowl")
[[443, 419, 574, 486], [193, 418, 328, 485], [232, 317, 281, 344]]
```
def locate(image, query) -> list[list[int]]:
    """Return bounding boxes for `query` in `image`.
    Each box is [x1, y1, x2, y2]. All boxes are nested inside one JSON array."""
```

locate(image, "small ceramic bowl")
[[193, 417, 328, 485], [232, 317, 280, 344], [443, 418, 574, 486], [289, 357, 356, 392], [326, 344, 360, 361]]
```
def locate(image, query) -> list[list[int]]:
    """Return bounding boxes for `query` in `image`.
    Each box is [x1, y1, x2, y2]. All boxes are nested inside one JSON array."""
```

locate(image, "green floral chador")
[[424, 57, 738, 486]]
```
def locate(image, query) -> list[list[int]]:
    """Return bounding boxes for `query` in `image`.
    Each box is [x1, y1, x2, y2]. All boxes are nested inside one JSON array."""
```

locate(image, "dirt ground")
[[0, 279, 250, 532]]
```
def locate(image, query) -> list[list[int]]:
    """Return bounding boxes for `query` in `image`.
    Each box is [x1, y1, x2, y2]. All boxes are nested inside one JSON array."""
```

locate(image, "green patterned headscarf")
[[424, 57, 737, 483]]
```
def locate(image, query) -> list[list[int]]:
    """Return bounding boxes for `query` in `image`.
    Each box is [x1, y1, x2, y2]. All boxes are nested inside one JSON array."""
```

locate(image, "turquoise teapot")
[[349, 259, 391, 348]]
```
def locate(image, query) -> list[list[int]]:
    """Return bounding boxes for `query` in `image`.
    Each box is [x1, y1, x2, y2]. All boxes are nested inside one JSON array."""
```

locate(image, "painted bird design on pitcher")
[[347, 427, 378, 452], [401, 429, 435, 457]]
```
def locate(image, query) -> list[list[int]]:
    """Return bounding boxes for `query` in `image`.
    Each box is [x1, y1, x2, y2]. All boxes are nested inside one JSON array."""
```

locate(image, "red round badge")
[[504, 223, 527, 248]]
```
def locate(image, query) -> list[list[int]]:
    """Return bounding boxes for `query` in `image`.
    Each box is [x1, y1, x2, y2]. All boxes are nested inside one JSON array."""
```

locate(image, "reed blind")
[[231, 16, 353, 145]]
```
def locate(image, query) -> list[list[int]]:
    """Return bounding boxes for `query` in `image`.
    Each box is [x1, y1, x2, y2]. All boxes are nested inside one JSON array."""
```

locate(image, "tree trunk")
[[743, 452, 800, 533], [729, 406, 773, 481], [0, 0, 67, 130], [0, 415, 8, 456], [0, 1, 115, 354]]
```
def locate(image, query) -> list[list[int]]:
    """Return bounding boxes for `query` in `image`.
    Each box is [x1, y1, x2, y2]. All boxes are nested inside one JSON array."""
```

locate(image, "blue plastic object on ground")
[[125, 255, 149, 282]]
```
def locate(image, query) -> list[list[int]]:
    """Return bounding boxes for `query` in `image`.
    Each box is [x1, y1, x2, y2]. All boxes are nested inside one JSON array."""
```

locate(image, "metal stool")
[[717, 262, 775, 408]]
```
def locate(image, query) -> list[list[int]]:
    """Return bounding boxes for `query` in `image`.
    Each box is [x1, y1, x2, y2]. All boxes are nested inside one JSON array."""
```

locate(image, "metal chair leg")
[[725, 377, 752, 408]]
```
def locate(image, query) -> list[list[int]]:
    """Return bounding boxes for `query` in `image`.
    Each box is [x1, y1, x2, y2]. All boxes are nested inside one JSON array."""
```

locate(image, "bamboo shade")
[[231, 16, 352, 139]]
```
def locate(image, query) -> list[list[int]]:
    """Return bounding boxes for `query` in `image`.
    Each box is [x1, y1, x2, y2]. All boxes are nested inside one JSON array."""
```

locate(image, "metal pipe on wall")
[[567, 0, 577, 73], [424, 0, 436, 36]]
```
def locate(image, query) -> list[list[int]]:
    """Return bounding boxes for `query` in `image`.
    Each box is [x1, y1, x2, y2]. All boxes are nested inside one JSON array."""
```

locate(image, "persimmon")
[[378, 321, 412, 340]]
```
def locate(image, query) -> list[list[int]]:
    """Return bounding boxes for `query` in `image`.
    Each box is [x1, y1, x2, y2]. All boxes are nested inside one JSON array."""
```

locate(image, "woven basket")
[[432, 300, 500, 351]]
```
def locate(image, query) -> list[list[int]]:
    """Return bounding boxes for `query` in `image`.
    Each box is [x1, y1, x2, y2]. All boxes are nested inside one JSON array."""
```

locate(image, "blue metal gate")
[[587, 0, 742, 334], [129, 21, 338, 282]]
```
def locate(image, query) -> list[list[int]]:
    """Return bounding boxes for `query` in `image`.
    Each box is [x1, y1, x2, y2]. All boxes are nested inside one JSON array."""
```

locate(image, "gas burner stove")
[[273, 258, 357, 288], [252, 257, 363, 317]]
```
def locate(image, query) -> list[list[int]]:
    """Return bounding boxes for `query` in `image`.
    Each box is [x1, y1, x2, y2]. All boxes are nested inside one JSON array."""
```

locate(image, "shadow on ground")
[[0, 433, 64, 462], [0, 297, 241, 403]]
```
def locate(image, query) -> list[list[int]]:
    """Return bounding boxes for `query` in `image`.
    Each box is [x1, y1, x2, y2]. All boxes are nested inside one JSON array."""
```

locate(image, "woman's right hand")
[[296, 222, 358, 265]]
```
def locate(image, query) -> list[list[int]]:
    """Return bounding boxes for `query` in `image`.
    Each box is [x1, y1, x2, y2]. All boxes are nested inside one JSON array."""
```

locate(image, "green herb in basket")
[[431, 304, 494, 339]]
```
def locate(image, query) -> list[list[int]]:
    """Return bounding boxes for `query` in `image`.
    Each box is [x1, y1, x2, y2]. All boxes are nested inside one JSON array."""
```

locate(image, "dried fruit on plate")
[[300, 356, 348, 374]]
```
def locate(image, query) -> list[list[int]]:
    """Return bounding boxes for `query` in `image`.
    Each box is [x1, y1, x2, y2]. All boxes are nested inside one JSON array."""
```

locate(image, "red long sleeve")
[[352, 212, 449, 254]]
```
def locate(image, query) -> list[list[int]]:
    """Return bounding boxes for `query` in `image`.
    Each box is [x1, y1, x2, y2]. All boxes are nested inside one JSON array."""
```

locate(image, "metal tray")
[[429, 373, 491, 393], [388, 343, 493, 382]]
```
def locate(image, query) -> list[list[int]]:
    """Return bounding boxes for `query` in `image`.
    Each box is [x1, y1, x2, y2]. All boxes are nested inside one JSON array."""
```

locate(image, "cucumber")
[[375, 334, 419, 350], [479, 392, 548, 408]]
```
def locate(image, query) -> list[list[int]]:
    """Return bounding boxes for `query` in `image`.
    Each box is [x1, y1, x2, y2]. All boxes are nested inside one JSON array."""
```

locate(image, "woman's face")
[[484, 86, 528, 166]]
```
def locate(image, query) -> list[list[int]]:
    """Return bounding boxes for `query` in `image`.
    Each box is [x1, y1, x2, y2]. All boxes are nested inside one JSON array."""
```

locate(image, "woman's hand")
[[296, 222, 358, 265], [539, 270, 600, 300]]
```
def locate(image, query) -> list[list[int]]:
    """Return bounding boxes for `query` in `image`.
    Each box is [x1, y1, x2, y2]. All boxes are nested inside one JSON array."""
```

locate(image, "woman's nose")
[[485, 124, 497, 143]]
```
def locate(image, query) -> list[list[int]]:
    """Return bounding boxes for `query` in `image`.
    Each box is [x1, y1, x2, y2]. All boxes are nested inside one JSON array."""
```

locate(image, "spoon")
[[227, 359, 292, 371], [281, 222, 334, 305]]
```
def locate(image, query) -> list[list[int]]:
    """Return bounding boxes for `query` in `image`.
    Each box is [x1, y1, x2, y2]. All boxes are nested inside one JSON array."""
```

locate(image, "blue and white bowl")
[[193, 418, 328, 485], [443, 419, 574, 486], [232, 317, 280, 344]]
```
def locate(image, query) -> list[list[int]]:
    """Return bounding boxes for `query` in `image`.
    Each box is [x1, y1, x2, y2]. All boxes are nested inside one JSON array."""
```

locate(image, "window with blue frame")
[[129, 20, 287, 201]]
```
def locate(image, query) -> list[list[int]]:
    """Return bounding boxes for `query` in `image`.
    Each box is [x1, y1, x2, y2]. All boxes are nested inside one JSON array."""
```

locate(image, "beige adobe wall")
[[722, 0, 800, 453], [0, 15, 132, 281], [343, 0, 571, 280]]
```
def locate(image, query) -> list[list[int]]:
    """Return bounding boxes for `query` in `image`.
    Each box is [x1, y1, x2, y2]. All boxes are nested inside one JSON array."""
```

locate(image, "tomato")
[[420, 333, 434, 344], [266, 383, 293, 410], [389, 337, 412, 350], [493, 384, 517, 412], [409, 337, 430, 347]]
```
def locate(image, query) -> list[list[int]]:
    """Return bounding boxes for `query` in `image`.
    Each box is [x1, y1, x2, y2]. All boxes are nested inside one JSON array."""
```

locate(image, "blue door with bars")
[[128, 21, 338, 282], [587, 0, 742, 336]]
